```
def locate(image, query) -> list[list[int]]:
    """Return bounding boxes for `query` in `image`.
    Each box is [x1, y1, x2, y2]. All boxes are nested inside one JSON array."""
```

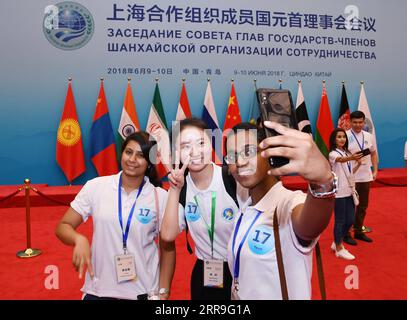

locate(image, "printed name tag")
[[114, 254, 137, 283], [203, 259, 224, 288]]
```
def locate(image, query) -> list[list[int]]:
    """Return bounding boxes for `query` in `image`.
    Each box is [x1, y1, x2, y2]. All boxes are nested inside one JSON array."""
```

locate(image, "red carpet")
[[1, 177, 406, 299]]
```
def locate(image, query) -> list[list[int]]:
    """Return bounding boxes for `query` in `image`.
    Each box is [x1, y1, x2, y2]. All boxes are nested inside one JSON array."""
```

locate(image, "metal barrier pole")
[[17, 179, 42, 258]]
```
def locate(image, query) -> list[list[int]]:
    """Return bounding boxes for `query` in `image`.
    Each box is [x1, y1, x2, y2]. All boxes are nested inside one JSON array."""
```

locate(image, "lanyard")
[[335, 149, 351, 174], [351, 130, 364, 151], [232, 209, 262, 284], [118, 174, 144, 254], [194, 191, 216, 258]]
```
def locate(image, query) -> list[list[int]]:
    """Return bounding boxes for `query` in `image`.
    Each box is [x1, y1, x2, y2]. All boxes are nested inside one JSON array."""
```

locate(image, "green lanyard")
[[194, 191, 216, 259]]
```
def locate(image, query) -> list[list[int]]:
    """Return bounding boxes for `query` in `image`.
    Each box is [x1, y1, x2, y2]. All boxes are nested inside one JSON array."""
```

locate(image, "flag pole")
[[278, 79, 282, 89], [182, 78, 185, 83]]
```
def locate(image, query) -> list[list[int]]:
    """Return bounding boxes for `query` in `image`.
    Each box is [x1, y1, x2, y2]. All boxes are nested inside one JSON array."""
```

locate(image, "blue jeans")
[[334, 196, 355, 245]]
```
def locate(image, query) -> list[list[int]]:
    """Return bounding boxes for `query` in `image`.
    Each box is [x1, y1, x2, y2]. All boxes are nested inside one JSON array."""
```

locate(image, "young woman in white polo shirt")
[[224, 121, 336, 300], [161, 118, 246, 300], [55, 132, 175, 300], [328, 128, 362, 260]]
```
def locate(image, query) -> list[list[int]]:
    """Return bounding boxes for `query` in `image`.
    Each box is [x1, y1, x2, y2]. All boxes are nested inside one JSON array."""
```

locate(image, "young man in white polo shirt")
[[345, 111, 378, 243], [224, 121, 336, 300]]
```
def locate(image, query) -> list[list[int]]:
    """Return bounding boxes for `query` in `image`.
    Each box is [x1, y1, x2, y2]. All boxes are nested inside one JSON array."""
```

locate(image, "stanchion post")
[[16, 179, 42, 258]]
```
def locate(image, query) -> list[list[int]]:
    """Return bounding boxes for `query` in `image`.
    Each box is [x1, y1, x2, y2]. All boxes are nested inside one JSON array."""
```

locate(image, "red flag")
[[56, 81, 86, 183], [176, 81, 192, 121], [223, 82, 242, 156], [315, 82, 334, 158]]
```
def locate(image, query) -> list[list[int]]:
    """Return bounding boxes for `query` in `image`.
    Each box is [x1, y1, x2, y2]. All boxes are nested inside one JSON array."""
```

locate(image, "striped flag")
[[315, 82, 334, 158], [118, 81, 140, 141], [90, 80, 118, 176], [337, 82, 351, 130], [358, 82, 379, 158], [295, 80, 312, 135], [202, 81, 221, 164], [146, 83, 171, 179], [175, 81, 192, 121]]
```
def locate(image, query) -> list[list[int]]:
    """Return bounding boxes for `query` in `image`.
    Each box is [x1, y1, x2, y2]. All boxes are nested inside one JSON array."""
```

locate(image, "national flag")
[[222, 82, 242, 156], [337, 82, 351, 130], [146, 83, 171, 179], [56, 80, 86, 183], [175, 81, 192, 121], [358, 82, 379, 158], [295, 80, 312, 135], [202, 81, 221, 164], [90, 80, 118, 176], [278, 79, 283, 89], [248, 80, 259, 124], [118, 81, 141, 141], [315, 82, 334, 158]]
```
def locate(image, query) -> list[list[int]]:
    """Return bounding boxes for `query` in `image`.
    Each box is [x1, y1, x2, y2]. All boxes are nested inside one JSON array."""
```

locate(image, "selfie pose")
[[225, 121, 336, 300], [329, 128, 362, 260], [345, 111, 378, 244], [55, 132, 175, 300], [161, 118, 247, 300]]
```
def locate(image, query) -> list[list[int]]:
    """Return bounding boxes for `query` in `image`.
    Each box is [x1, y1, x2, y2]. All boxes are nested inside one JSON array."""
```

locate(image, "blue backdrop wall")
[[0, 0, 406, 185]]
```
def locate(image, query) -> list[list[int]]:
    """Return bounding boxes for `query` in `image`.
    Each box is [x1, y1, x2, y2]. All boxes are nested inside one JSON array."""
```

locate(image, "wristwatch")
[[308, 171, 338, 199], [159, 288, 169, 295]]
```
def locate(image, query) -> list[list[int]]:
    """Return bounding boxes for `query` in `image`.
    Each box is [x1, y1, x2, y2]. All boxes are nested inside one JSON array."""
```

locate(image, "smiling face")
[[335, 131, 347, 149], [177, 126, 213, 172], [121, 140, 148, 178], [226, 130, 269, 189], [351, 117, 365, 133]]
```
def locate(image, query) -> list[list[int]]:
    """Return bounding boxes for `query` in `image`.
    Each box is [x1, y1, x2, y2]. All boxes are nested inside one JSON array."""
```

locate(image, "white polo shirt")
[[329, 149, 354, 198], [70, 172, 168, 300], [346, 130, 376, 182], [178, 163, 247, 261], [227, 182, 318, 300]]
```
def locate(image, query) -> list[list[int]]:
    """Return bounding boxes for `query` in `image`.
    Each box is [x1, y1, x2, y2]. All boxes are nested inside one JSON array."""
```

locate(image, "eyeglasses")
[[224, 145, 258, 164]]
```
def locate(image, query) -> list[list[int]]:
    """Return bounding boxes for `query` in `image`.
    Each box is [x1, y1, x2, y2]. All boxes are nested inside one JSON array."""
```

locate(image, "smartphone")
[[256, 88, 298, 168], [358, 148, 371, 157]]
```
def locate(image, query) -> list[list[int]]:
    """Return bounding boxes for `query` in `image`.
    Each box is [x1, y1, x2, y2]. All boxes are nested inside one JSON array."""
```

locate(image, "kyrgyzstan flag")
[[223, 81, 242, 156], [146, 82, 171, 179], [315, 82, 334, 158], [175, 80, 192, 121], [90, 80, 118, 176], [56, 80, 86, 183], [337, 82, 351, 130]]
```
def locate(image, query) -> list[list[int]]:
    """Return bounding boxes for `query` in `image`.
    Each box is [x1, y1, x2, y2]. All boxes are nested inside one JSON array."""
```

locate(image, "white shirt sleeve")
[[329, 151, 339, 167], [70, 182, 93, 222]]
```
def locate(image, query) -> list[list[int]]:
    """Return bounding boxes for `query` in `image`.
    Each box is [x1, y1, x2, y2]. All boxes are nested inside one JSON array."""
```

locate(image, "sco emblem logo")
[[248, 225, 274, 255], [222, 208, 234, 222], [43, 2, 94, 50], [185, 202, 201, 222]]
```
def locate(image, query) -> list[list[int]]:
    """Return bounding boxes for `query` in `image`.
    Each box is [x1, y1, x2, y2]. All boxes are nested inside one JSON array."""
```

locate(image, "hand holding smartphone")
[[358, 148, 371, 157], [256, 88, 298, 168]]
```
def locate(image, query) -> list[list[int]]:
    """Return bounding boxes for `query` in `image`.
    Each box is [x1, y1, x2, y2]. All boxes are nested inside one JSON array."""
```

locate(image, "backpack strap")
[[221, 165, 239, 207], [179, 181, 193, 255], [272, 208, 289, 300], [272, 207, 327, 300]]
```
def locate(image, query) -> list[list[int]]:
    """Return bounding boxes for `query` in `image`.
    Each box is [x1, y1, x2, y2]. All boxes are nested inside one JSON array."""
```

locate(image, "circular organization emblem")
[[57, 118, 82, 146], [222, 208, 234, 222], [363, 118, 373, 134], [136, 208, 155, 225], [185, 202, 201, 222], [248, 225, 275, 255], [43, 2, 94, 50]]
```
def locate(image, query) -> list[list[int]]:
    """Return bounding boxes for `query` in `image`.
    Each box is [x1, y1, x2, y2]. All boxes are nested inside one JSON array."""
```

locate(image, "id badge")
[[203, 259, 224, 288], [114, 253, 137, 283]]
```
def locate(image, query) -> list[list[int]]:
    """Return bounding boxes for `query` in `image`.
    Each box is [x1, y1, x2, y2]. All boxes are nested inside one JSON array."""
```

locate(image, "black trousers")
[[190, 259, 232, 300], [83, 293, 148, 300], [354, 181, 371, 233]]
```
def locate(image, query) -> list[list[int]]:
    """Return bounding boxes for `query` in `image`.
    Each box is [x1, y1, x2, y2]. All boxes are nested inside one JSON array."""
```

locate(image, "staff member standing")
[[225, 121, 336, 300], [346, 111, 378, 243], [161, 118, 247, 300], [55, 132, 175, 300]]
